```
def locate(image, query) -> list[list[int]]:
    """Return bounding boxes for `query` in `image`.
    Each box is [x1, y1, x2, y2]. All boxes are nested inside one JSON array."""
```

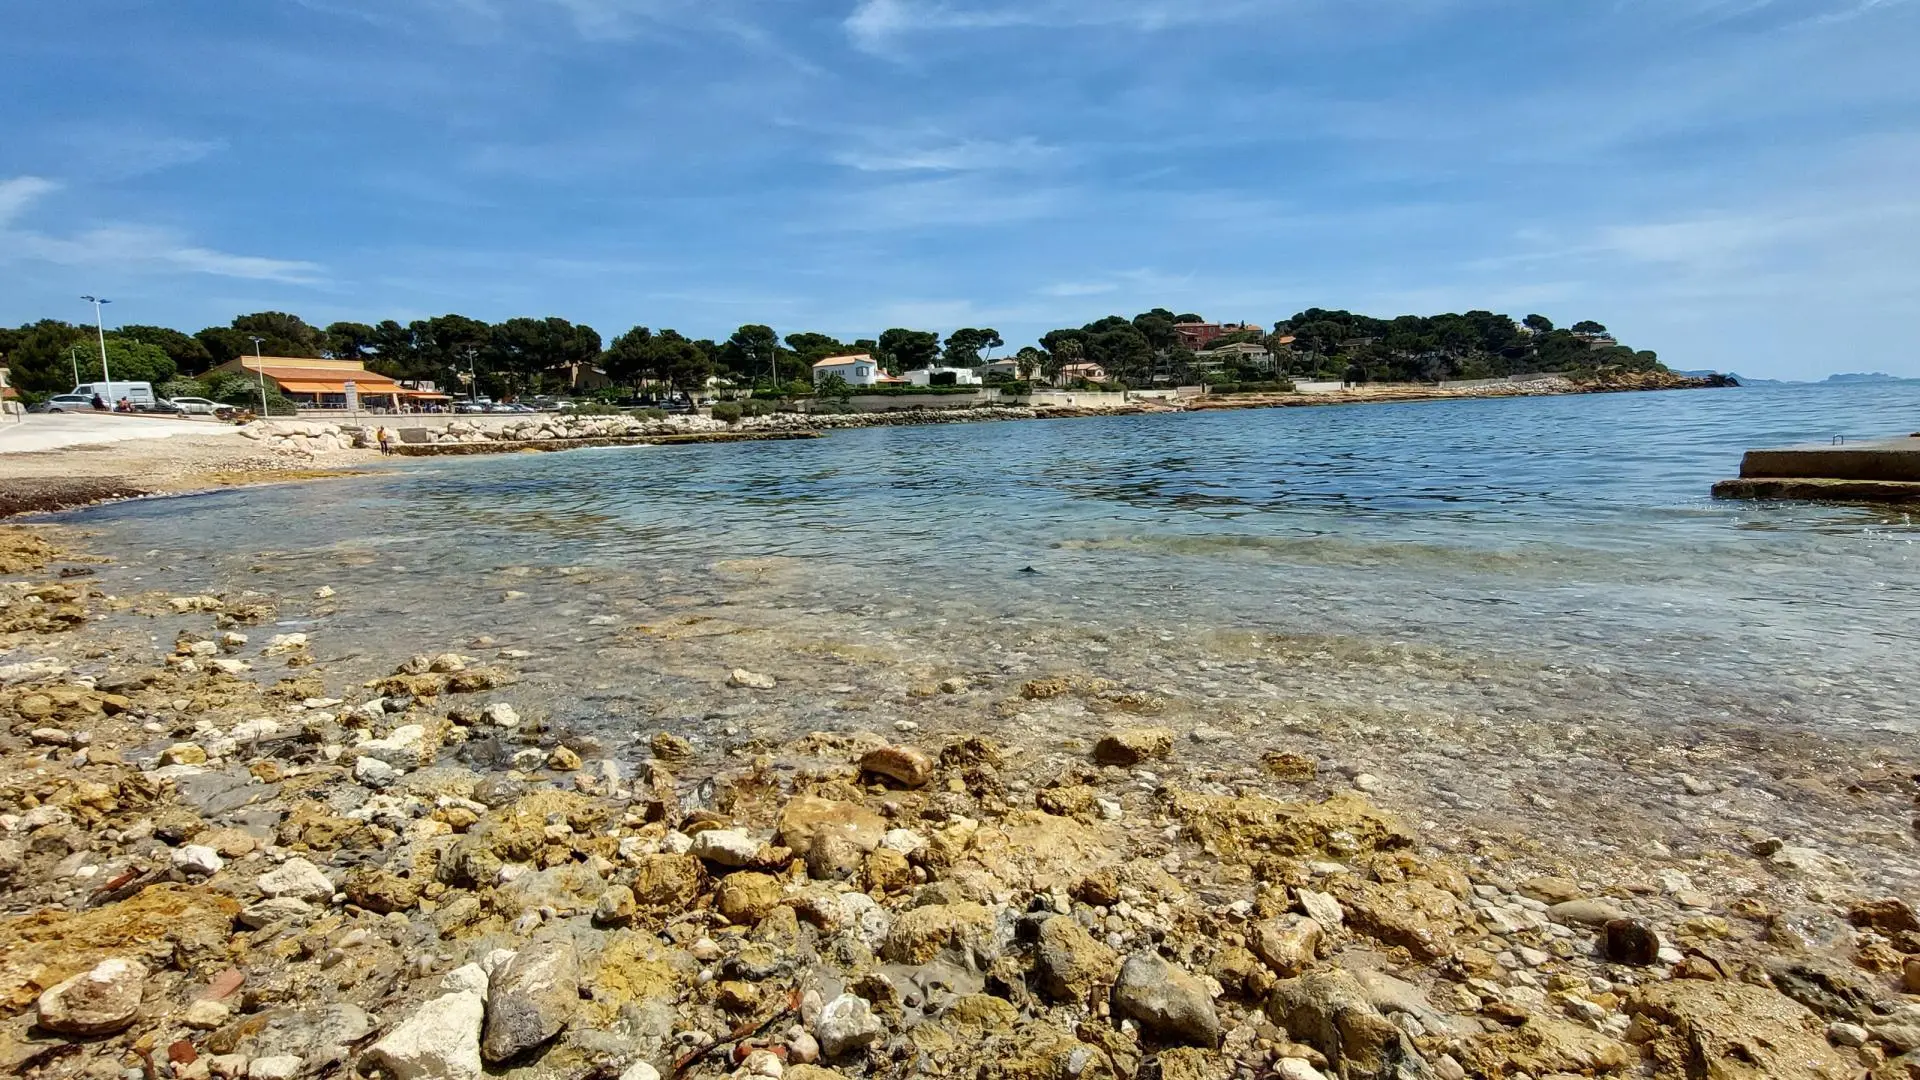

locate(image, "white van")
[[71, 381, 157, 409]]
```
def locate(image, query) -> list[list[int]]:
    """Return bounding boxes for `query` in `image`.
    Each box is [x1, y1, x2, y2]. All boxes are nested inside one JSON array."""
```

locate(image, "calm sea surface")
[[51, 381, 1920, 879]]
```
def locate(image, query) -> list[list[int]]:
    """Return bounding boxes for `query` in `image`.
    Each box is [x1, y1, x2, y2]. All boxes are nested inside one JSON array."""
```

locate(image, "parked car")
[[32, 394, 95, 413], [453, 401, 489, 413], [147, 399, 186, 415], [167, 396, 222, 416]]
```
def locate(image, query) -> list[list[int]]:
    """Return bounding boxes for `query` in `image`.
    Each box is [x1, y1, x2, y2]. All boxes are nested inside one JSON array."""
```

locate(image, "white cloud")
[[4, 224, 325, 285], [843, 0, 1294, 51], [0, 177, 57, 228], [835, 136, 1059, 172]]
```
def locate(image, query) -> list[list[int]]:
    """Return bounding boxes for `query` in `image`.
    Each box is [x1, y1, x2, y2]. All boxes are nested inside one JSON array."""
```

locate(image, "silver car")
[[168, 396, 222, 415]]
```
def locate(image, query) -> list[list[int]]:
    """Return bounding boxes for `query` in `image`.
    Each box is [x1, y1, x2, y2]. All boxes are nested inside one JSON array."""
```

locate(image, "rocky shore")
[[2, 525, 1915, 1080]]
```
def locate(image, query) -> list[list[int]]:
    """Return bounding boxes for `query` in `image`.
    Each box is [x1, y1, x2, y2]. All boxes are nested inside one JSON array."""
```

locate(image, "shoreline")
[[1, 374, 1725, 521], [0, 511, 1911, 1080]]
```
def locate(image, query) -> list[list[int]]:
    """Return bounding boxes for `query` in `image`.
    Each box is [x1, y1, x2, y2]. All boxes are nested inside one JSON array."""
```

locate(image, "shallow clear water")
[[48, 383, 1920, 882]]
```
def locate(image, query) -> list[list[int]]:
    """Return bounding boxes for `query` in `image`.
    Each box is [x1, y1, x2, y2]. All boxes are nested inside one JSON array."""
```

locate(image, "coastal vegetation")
[[0, 305, 1662, 403]]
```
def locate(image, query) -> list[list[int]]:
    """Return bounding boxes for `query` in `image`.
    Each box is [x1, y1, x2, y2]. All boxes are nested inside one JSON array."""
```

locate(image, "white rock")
[[879, 829, 926, 856], [356, 724, 430, 769], [728, 669, 777, 690], [440, 964, 489, 996], [690, 829, 760, 867], [239, 897, 314, 928], [172, 845, 225, 876], [264, 633, 309, 656], [257, 857, 335, 902], [355, 756, 400, 788], [618, 1064, 661, 1080], [1276, 1060, 1330, 1080], [366, 991, 486, 1080], [1296, 889, 1345, 929], [249, 1057, 304, 1080], [814, 993, 883, 1060], [209, 658, 252, 676], [231, 718, 280, 741], [481, 703, 520, 728]]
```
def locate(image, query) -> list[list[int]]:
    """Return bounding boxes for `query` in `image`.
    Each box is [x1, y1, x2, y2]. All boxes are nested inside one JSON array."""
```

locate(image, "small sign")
[[344, 380, 359, 415]]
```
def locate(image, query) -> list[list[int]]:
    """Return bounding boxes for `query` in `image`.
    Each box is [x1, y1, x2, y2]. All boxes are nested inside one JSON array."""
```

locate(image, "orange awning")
[[276, 379, 408, 395]]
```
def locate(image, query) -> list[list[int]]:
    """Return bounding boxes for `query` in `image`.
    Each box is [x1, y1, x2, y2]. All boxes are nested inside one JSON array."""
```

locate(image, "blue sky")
[[2, 0, 1916, 379]]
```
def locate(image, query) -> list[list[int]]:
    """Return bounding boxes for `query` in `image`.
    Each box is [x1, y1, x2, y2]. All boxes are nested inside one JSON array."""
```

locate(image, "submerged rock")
[[1093, 727, 1173, 767]]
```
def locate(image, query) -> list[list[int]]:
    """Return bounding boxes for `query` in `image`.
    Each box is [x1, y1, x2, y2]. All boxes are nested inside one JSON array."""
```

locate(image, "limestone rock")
[[1266, 969, 1424, 1080], [859, 746, 935, 789], [356, 724, 431, 769], [345, 868, 421, 914], [629, 854, 706, 909], [1630, 981, 1854, 1080], [882, 902, 1000, 966], [1467, 1015, 1630, 1077], [776, 795, 886, 854], [173, 844, 225, 877], [481, 939, 579, 1063], [1549, 898, 1626, 927], [258, 858, 336, 902], [814, 993, 883, 1061], [36, 957, 147, 1035], [1093, 727, 1173, 767], [691, 829, 762, 867], [1518, 876, 1583, 904], [1251, 916, 1324, 977], [368, 991, 486, 1080], [729, 669, 777, 690], [717, 872, 784, 925], [1034, 915, 1121, 1003], [1111, 952, 1222, 1048]]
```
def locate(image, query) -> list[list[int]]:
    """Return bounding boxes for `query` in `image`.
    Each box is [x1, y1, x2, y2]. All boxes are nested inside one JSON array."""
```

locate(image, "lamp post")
[[80, 296, 112, 396], [250, 336, 269, 417]]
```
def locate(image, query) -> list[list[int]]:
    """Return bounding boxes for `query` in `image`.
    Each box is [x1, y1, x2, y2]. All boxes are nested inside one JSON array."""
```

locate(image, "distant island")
[[1679, 370, 1918, 387]]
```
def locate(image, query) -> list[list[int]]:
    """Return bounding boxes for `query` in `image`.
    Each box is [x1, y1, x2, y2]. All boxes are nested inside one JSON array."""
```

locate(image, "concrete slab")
[[1716, 434, 1920, 501], [1737, 437, 1920, 482], [0, 413, 232, 454]]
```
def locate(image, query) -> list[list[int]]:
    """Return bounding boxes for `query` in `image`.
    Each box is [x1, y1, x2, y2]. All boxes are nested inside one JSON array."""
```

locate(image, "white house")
[[812, 354, 889, 387], [903, 366, 983, 387]]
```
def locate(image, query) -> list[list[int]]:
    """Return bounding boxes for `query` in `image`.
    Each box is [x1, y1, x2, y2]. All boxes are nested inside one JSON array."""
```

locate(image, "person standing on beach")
[[376, 426, 392, 455]]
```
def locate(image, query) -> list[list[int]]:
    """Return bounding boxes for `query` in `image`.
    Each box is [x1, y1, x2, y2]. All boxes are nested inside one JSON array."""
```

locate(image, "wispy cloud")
[[834, 136, 1059, 172], [3, 222, 326, 285], [1039, 280, 1118, 297], [0, 177, 57, 227], [843, 0, 1270, 50]]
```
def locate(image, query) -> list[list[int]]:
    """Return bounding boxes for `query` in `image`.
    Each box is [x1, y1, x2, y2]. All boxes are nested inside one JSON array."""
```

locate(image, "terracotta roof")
[[812, 354, 874, 369], [255, 366, 403, 390]]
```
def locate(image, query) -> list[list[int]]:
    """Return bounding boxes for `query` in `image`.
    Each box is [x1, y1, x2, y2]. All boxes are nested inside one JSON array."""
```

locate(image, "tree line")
[[0, 306, 1660, 400]]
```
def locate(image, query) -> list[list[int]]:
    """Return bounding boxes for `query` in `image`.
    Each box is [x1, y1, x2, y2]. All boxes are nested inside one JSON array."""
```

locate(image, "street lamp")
[[80, 296, 112, 398], [250, 336, 269, 417]]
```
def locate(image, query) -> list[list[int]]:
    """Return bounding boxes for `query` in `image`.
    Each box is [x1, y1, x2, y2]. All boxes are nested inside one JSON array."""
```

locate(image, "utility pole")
[[80, 296, 112, 393], [251, 336, 269, 416], [69, 345, 82, 388]]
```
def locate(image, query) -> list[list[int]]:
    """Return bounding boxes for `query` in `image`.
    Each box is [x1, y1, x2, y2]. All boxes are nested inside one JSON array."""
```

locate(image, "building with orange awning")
[[203, 356, 448, 411]]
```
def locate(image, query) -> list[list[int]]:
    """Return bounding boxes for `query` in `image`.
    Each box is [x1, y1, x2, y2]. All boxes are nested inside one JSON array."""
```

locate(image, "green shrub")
[[711, 402, 743, 424], [572, 401, 628, 416], [639, 407, 667, 421], [740, 399, 776, 418], [995, 380, 1033, 396]]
